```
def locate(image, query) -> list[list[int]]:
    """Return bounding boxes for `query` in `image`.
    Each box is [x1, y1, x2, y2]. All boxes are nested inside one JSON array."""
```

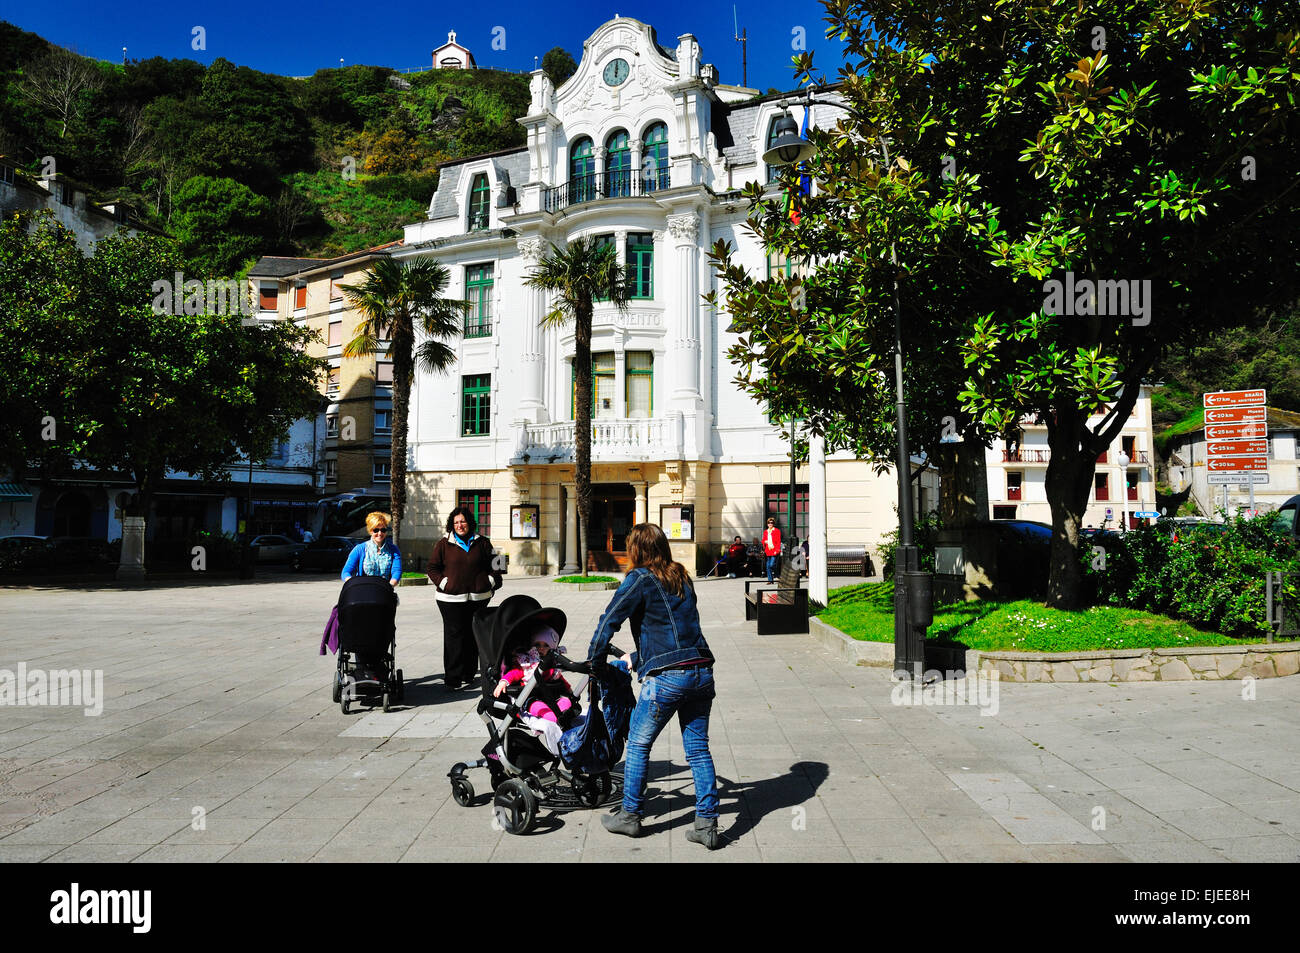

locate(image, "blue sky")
[[4, 0, 849, 91]]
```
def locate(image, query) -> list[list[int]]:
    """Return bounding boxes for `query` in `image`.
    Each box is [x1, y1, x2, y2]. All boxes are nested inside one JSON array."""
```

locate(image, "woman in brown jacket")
[[427, 506, 503, 690]]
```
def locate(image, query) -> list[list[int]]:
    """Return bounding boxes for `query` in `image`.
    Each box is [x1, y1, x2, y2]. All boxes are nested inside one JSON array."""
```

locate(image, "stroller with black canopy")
[[446, 594, 633, 834], [332, 575, 403, 714]]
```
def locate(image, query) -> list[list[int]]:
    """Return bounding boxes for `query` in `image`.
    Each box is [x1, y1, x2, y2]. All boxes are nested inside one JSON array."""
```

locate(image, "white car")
[[250, 534, 307, 563]]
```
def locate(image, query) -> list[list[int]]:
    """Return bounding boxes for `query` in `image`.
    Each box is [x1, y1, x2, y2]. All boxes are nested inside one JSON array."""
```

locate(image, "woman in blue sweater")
[[587, 522, 720, 849], [340, 511, 403, 586]]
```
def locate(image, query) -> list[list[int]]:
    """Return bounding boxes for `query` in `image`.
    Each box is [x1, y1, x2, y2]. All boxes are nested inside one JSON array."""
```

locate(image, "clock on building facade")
[[603, 58, 629, 86]]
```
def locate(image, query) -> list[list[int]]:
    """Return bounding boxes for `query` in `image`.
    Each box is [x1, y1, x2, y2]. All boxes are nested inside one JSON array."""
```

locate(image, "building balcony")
[[542, 168, 672, 214], [517, 414, 685, 463], [1003, 449, 1050, 464], [1003, 449, 1149, 465]]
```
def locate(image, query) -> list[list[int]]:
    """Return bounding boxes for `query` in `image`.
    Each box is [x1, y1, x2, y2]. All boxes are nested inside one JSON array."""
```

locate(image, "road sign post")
[[1203, 389, 1268, 519]]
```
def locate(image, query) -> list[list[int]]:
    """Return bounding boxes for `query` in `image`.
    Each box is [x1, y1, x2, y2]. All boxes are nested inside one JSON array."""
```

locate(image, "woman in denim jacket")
[[587, 522, 720, 849]]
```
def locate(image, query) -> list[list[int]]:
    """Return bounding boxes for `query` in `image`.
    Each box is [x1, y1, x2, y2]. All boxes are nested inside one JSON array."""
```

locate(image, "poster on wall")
[[659, 504, 694, 540], [510, 505, 539, 539]]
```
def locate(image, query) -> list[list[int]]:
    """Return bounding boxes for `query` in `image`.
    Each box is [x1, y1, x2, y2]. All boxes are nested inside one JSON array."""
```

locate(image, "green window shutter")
[[457, 489, 491, 537], [465, 264, 493, 337], [593, 234, 615, 302], [627, 233, 653, 299], [468, 174, 490, 230], [642, 123, 669, 191], [626, 351, 653, 418], [462, 374, 491, 435]]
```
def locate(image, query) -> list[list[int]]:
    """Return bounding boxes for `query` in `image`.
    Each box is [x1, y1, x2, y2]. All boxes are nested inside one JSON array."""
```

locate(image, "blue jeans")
[[622, 667, 718, 820], [765, 555, 780, 583]]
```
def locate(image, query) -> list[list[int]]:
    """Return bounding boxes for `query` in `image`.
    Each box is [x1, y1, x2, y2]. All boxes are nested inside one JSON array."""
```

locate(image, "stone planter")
[[398, 577, 429, 587], [971, 642, 1300, 682]]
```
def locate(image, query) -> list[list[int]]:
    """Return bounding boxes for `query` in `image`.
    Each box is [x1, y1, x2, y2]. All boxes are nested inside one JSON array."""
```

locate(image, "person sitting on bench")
[[726, 536, 747, 578]]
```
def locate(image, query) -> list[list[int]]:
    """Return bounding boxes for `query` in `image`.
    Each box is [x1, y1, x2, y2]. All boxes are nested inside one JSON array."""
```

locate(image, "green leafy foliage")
[[1083, 517, 1300, 636], [877, 509, 944, 576], [0, 211, 324, 540], [713, 0, 1300, 609], [0, 25, 531, 264]]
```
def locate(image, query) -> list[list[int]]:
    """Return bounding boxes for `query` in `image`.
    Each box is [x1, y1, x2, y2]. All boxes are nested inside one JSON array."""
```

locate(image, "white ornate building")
[[399, 16, 938, 574]]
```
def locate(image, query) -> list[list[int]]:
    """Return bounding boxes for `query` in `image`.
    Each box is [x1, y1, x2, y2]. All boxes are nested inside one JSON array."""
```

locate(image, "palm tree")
[[341, 256, 469, 544], [524, 237, 630, 574]]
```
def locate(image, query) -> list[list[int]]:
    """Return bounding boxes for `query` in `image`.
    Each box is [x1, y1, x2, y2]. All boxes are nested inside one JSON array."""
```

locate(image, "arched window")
[[605, 130, 631, 198], [641, 122, 668, 193], [467, 172, 490, 230], [765, 117, 782, 183], [569, 138, 595, 204]]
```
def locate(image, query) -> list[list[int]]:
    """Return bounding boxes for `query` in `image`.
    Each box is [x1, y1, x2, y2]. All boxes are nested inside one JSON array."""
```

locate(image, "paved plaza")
[[1, 572, 1299, 863]]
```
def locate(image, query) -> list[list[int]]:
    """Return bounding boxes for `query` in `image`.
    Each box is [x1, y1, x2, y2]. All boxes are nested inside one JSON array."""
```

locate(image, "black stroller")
[[446, 594, 632, 835], [332, 575, 403, 714]]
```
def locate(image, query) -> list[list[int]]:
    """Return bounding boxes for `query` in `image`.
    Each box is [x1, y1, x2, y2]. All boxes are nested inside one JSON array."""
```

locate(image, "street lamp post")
[[1117, 450, 1130, 532], [763, 90, 932, 677]]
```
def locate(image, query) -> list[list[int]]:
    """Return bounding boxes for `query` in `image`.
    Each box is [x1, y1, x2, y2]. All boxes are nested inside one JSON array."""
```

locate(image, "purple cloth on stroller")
[[319, 605, 340, 655]]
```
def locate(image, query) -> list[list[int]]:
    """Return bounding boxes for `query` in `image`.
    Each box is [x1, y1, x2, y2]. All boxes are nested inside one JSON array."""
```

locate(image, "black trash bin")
[[240, 542, 258, 579]]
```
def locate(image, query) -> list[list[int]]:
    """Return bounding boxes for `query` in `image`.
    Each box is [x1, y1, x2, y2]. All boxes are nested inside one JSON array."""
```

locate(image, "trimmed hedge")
[[1081, 515, 1300, 637]]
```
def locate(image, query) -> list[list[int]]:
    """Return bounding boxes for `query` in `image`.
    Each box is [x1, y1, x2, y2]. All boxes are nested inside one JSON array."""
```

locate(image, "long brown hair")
[[626, 523, 692, 597]]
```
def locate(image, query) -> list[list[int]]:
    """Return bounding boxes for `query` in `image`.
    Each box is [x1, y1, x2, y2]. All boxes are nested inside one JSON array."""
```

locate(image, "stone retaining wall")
[[971, 642, 1300, 682], [807, 616, 1300, 681]]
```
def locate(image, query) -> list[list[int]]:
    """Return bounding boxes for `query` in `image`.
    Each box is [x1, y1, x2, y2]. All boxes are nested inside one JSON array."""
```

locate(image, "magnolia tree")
[[711, 0, 1300, 608]]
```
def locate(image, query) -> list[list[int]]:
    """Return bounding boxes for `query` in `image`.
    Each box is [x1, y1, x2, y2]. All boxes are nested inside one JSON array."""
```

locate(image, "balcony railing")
[[1003, 448, 1150, 465], [464, 318, 492, 338], [543, 168, 673, 213], [1003, 449, 1050, 463], [519, 415, 684, 462]]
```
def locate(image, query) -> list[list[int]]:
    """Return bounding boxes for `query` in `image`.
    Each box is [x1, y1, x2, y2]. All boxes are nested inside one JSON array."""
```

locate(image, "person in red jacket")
[[725, 536, 747, 577], [762, 517, 782, 584]]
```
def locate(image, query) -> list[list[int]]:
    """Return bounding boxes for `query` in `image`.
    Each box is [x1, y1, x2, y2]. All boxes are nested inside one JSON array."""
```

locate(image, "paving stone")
[[5, 574, 1300, 863]]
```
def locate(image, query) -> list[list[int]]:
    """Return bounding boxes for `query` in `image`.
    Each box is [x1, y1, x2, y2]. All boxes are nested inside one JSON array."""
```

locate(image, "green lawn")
[[554, 575, 620, 584], [816, 582, 1273, 652]]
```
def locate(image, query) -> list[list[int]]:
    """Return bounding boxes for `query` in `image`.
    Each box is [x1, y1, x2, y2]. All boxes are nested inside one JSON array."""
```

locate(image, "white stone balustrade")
[[519, 414, 685, 462]]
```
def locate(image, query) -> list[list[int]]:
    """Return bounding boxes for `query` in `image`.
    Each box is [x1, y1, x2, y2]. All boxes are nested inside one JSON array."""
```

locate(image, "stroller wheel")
[[341, 696, 350, 715], [450, 776, 475, 807], [395, 669, 404, 702], [382, 692, 391, 713], [574, 772, 612, 809], [493, 779, 538, 835], [331, 670, 342, 704]]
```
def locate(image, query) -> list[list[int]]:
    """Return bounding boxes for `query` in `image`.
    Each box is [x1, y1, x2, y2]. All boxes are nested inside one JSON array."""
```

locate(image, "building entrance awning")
[[0, 482, 33, 502]]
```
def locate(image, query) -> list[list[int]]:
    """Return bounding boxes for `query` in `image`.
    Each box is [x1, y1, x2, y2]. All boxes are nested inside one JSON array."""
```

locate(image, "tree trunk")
[[1044, 409, 1097, 610], [390, 326, 412, 547], [574, 304, 593, 576], [937, 440, 987, 529]]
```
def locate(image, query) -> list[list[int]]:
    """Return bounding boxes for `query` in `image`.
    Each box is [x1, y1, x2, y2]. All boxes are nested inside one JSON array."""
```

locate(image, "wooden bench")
[[744, 558, 809, 634], [826, 544, 873, 576]]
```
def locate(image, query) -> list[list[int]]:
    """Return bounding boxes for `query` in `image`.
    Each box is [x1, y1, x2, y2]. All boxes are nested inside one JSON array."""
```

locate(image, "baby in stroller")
[[447, 594, 633, 835], [493, 624, 577, 755]]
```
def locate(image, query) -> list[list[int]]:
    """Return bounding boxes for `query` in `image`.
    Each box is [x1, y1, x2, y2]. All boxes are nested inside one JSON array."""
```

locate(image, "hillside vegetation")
[[0, 20, 536, 272]]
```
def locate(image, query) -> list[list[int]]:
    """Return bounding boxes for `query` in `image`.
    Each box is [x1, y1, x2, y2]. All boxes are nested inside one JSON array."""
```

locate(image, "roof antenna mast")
[[733, 5, 748, 88]]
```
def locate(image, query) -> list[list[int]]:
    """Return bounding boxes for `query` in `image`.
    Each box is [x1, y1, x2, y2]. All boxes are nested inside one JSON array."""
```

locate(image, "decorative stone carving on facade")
[[592, 310, 664, 328], [517, 237, 545, 262], [667, 214, 699, 243]]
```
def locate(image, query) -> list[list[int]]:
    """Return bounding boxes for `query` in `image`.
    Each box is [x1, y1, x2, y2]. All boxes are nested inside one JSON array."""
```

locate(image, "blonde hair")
[[365, 511, 392, 533], [626, 523, 692, 598]]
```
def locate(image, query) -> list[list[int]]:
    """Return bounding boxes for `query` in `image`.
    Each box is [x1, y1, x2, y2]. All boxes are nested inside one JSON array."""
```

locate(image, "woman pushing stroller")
[[587, 522, 721, 850]]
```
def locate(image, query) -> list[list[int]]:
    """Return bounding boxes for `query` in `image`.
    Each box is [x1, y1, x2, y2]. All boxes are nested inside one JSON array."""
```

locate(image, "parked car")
[[291, 536, 359, 573], [249, 534, 306, 563], [1155, 517, 1228, 543], [1276, 495, 1299, 538], [0, 534, 46, 554], [989, 519, 1053, 598]]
